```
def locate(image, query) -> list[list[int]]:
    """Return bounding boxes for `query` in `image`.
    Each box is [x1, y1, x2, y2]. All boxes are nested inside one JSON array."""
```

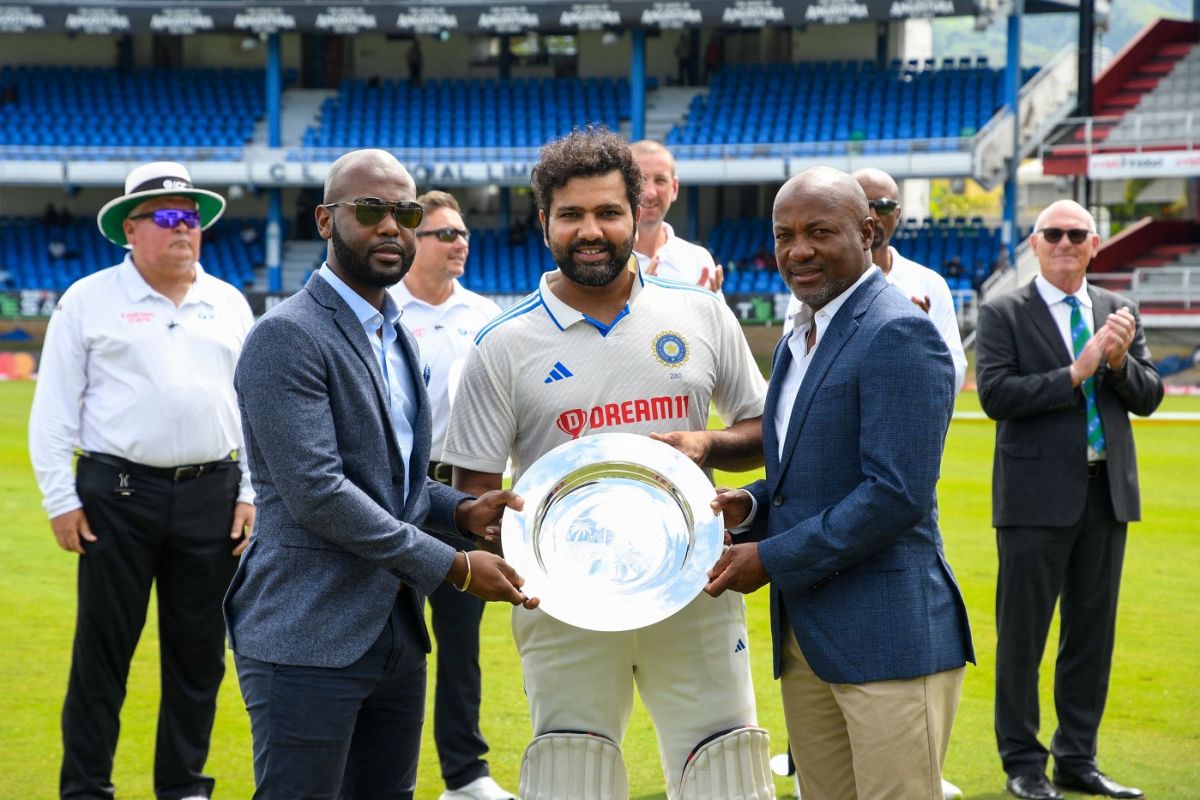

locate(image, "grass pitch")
[[2, 380, 1197, 799]]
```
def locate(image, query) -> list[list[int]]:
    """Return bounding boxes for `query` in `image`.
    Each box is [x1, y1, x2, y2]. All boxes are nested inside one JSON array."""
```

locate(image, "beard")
[[330, 219, 413, 288], [870, 221, 886, 250], [549, 232, 636, 287]]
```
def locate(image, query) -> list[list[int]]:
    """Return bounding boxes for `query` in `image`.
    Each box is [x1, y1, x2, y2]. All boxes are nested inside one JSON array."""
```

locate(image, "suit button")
[[393, 474, 404, 484], [772, 495, 783, 507]]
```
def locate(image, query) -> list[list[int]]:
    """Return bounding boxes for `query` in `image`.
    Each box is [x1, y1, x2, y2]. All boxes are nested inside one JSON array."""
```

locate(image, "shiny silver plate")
[[502, 432, 723, 631]]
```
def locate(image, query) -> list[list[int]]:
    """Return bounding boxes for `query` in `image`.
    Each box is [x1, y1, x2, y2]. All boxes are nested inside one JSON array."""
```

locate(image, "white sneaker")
[[941, 778, 964, 799], [439, 775, 516, 800]]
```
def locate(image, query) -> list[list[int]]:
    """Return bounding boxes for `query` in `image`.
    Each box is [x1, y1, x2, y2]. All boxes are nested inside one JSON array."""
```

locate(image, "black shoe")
[[1007, 773, 1064, 800], [1052, 769, 1144, 798]]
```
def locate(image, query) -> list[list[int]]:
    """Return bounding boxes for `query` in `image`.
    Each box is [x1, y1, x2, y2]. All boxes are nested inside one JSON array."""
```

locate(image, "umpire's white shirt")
[[29, 255, 255, 518]]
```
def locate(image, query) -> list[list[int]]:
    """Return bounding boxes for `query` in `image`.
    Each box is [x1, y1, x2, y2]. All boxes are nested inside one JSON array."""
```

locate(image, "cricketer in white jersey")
[[443, 265, 767, 797]]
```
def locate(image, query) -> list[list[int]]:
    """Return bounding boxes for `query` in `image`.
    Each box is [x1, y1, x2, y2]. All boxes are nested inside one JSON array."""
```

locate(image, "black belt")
[[428, 461, 453, 485], [1087, 461, 1106, 479], [81, 451, 237, 482]]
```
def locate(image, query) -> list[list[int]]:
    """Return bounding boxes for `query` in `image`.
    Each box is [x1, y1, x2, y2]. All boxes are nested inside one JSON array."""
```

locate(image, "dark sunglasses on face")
[[868, 198, 900, 216], [415, 226, 470, 243], [128, 209, 201, 229], [324, 198, 424, 229], [1038, 227, 1091, 245]]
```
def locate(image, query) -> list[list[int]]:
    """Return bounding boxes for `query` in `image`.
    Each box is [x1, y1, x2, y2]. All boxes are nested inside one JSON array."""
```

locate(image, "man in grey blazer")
[[708, 167, 974, 799], [977, 199, 1162, 800], [226, 149, 537, 800]]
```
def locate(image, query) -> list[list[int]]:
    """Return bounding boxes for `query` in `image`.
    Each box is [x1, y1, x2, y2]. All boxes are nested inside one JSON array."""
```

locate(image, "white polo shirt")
[[389, 278, 502, 460], [29, 255, 255, 518], [633, 222, 718, 288], [442, 266, 766, 484], [785, 246, 967, 394]]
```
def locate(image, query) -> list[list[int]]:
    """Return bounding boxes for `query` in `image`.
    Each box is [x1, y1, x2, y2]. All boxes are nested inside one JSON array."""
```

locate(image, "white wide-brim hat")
[[96, 161, 226, 247]]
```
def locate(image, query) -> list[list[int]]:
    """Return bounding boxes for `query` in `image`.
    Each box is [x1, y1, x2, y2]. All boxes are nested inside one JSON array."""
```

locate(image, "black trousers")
[[235, 600, 427, 800], [994, 464, 1127, 777], [61, 456, 240, 800], [426, 461, 492, 790]]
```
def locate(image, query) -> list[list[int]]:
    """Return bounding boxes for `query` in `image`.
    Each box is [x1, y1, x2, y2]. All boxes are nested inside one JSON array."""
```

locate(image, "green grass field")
[[2, 380, 1197, 799]]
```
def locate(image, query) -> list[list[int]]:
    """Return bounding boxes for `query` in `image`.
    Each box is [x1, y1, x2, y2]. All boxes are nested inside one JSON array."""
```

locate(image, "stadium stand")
[[0, 217, 263, 290], [0, 66, 266, 156], [665, 60, 1036, 154], [1042, 18, 1200, 171], [300, 77, 631, 155]]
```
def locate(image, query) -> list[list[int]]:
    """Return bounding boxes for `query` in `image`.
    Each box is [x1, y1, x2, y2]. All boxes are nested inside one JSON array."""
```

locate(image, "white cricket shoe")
[[439, 775, 516, 800]]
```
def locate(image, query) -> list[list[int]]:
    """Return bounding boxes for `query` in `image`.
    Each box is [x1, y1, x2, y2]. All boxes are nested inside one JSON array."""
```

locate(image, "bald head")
[[1034, 199, 1095, 233], [324, 149, 414, 204], [852, 167, 901, 253], [773, 167, 874, 310], [775, 166, 869, 220]]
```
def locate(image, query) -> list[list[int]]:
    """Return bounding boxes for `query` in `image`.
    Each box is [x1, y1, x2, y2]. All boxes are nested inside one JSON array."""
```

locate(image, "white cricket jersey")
[[28, 255, 255, 518], [633, 222, 717, 287], [390, 278, 502, 460], [442, 267, 765, 483], [784, 245, 967, 394]]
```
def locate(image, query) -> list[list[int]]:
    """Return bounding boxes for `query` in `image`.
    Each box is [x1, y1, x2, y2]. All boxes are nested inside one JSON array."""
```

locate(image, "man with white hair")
[[977, 200, 1162, 800], [29, 161, 255, 800]]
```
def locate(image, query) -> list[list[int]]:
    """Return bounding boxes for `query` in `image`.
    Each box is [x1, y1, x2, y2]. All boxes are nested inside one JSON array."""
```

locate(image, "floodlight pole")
[[631, 29, 646, 141], [1003, 0, 1023, 267], [266, 32, 283, 293], [1078, 0, 1095, 209]]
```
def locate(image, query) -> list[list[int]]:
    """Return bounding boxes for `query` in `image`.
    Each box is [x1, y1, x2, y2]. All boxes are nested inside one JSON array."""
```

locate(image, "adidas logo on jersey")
[[734, 639, 747, 653], [544, 361, 574, 384]]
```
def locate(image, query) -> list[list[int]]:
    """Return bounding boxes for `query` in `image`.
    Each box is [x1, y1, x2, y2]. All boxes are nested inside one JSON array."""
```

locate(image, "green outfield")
[[2, 380, 1197, 799]]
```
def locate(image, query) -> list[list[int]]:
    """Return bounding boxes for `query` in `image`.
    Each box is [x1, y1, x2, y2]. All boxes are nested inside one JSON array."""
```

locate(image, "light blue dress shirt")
[[319, 264, 417, 502]]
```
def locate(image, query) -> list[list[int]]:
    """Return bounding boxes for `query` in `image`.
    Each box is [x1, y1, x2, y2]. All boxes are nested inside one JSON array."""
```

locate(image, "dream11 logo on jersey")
[[555, 395, 691, 439]]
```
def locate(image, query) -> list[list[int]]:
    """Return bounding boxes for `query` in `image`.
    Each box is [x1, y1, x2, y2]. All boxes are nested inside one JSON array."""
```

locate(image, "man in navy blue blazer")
[[708, 167, 974, 799]]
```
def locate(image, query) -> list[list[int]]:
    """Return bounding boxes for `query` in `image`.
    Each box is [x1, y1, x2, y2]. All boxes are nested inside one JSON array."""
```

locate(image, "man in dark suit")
[[977, 199, 1162, 800], [708, 166, 974, 799], [226, 149, 537, 800]]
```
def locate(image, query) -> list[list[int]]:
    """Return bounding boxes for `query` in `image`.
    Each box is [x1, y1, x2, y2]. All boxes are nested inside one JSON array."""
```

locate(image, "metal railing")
[[1041, 112, 1200, 159]]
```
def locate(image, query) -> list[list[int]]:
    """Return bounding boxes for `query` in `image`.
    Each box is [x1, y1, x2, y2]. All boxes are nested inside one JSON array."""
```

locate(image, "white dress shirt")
[[1034, 273, 1106, 463], [29, 255, 255, 518], [319, 264, 418, 502], [775, 266, 879, 459], [389, 278, 501, 461]]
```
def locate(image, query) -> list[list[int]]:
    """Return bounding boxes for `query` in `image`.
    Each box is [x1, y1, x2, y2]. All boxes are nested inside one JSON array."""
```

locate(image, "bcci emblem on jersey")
[[653, 331, 688, 366]]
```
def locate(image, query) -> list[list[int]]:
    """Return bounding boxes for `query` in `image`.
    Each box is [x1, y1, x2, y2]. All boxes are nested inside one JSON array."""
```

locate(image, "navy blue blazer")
[[225, 274, 470, 668], [746, 270, 974, 684]]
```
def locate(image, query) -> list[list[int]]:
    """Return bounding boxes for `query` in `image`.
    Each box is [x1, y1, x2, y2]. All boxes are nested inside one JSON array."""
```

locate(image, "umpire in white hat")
[[29, 161, 256, 800]]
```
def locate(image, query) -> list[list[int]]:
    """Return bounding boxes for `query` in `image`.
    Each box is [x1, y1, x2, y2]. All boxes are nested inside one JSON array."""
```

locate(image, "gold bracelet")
[[456, 551, 472, 593]]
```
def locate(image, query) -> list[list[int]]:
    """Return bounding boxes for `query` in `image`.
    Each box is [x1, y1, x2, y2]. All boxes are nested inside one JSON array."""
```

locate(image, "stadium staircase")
[[972, 44, 1078, 189], [643, 87, 706, 143], [1042, 18, 1200, 175]]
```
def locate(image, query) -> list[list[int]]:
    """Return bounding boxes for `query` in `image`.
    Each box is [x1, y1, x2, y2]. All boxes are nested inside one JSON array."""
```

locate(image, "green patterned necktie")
[[1063, 296, 1106, 456]]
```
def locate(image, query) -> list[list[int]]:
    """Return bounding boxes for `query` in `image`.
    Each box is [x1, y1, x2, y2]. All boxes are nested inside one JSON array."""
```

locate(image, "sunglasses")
[[128, 209, 201, 229], [324, 199, 424, 229], [1038, 227, 1091, 245], [868, 198, 900, 216], [416, 226, 470, 243]]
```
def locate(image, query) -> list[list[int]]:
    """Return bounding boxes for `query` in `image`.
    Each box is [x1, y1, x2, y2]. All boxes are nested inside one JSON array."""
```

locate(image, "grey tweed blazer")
[[225, 273, 470, 668]]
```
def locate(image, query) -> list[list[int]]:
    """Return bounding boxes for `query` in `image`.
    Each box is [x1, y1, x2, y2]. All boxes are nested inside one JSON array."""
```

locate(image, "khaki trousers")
[[780, 627, 964, 800]]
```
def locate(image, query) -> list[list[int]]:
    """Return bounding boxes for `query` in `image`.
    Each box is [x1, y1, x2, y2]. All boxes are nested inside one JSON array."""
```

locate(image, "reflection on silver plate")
[[502, 432, 723, 632]]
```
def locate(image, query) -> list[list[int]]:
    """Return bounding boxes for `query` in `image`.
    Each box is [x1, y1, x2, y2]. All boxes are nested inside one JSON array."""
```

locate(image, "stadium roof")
[[0, 0, 1082, 36]]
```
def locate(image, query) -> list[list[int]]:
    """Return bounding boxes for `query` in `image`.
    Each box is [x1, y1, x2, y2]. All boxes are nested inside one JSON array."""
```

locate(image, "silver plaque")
[[502, 432, 723, 631]]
